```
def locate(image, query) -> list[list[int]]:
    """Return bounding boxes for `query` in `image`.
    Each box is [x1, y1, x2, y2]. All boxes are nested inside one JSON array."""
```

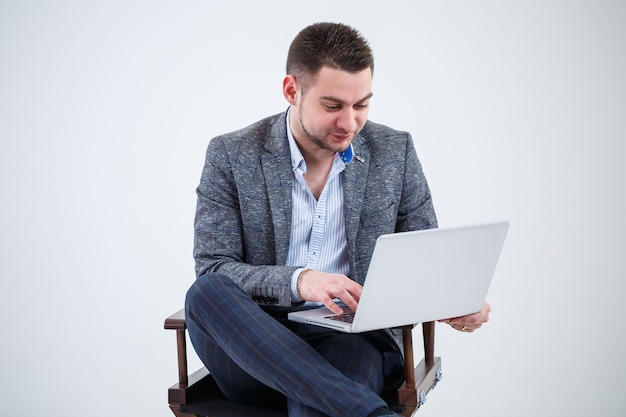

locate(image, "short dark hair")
[[286, 22, 374, 89]]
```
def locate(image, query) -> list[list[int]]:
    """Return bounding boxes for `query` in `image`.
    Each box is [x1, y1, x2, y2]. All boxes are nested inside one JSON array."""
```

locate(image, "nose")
[[335, 107, 362, 133]]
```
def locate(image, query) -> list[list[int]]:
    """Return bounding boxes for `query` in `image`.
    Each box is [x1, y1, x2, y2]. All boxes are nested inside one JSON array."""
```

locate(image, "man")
[[186, 22, 490, 417]]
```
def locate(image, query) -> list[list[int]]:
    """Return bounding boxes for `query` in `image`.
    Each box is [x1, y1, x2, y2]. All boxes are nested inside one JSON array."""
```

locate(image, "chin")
[[336, 139, 354, 152]]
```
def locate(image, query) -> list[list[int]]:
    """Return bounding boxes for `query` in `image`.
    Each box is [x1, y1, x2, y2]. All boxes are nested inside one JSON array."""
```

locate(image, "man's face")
[[289, 67, 373, 155]]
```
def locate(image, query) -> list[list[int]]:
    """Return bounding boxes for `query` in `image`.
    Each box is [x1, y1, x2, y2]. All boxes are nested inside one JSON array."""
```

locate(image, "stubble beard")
[[297, 110, 353, 154]]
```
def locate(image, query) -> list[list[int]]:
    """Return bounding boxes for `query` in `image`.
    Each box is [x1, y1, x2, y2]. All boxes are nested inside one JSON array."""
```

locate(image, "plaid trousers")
[[185, 272, 396, 417]]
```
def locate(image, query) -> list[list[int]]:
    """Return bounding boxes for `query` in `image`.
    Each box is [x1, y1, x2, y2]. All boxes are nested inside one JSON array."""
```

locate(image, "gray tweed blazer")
[[193, 110, 437, 309]]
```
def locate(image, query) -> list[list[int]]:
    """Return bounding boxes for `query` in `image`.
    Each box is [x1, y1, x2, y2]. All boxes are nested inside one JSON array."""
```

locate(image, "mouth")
[[330, 132, 353, 142]]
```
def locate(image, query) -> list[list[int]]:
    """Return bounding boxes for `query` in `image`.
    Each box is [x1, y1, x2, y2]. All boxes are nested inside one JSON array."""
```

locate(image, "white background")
[[1, 1, 624, 416]]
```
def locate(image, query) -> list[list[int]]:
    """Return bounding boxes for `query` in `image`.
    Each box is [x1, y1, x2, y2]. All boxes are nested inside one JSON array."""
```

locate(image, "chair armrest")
[[164, 309, 189, 387], [165, 308, 186, 330]]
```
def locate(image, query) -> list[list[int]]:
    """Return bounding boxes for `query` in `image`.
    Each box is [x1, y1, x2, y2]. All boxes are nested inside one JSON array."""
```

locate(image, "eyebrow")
[[319, 92, 374, 104]]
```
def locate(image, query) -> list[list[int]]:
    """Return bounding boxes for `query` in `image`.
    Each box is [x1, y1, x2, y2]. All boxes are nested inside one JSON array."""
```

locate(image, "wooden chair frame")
[[165, 309, 442, 417]]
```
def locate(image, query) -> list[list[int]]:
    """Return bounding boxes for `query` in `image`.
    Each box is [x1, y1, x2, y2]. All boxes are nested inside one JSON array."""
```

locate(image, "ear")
[[282, 75, 298, 105]]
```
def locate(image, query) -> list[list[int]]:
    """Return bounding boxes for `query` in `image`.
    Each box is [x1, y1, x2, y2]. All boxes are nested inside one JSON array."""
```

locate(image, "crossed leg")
[[185, 272, 389, 417]]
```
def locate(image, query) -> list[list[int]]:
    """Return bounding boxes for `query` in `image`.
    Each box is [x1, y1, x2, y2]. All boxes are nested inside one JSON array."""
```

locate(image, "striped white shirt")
[[284, 109, 351, 302]]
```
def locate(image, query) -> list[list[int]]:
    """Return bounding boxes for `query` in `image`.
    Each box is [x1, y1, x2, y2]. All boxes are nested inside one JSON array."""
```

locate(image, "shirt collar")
[[286, 107, 306, 172]]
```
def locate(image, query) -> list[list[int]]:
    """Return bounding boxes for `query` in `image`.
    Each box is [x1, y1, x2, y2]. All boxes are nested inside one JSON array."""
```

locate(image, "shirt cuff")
[[291, 267, 307, 302]]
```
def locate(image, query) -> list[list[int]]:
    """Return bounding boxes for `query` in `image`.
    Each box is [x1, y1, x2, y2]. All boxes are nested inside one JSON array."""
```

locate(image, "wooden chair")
[[165, 309, 442, 417]]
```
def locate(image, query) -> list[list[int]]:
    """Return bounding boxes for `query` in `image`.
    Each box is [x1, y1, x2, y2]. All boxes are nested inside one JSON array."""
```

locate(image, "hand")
[[298, 270, 362, 314], [439, 301, 491, 333]]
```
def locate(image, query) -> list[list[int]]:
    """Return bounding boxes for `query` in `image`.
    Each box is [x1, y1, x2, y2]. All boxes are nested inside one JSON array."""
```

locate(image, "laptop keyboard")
[[325, 306, 355, 323], [327, 312, 355, 323]]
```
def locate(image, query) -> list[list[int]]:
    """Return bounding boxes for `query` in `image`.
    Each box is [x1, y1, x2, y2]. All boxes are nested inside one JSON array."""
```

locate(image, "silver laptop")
[[288, 221, 509, 333]]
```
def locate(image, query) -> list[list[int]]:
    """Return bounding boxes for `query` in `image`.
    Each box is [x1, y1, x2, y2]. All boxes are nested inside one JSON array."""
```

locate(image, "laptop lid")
[[287, 221, 509, 333]]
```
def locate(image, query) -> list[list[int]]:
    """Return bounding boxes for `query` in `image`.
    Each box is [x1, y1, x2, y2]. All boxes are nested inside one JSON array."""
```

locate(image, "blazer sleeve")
[[193, 135, 297, 308]]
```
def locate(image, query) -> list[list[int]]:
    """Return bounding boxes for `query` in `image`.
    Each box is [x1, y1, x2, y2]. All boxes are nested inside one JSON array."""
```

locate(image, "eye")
[[323, 104, 341, 111], [354, 102, 370, 110]]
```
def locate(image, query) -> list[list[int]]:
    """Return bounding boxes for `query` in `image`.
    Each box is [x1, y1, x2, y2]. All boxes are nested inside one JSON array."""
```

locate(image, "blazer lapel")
[[261, 115, 293, 265], [343, 135, 370, 282]]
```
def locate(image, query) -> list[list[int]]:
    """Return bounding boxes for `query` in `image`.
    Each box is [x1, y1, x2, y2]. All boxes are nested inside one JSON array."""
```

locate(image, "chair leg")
[[402, 326, 416, 389], [423, 321, 435, 364], [176, 330, 190, 387]]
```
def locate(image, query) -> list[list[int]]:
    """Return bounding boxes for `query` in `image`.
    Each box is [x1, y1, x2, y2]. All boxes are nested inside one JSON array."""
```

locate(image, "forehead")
[[307, 67, 373, 102]]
